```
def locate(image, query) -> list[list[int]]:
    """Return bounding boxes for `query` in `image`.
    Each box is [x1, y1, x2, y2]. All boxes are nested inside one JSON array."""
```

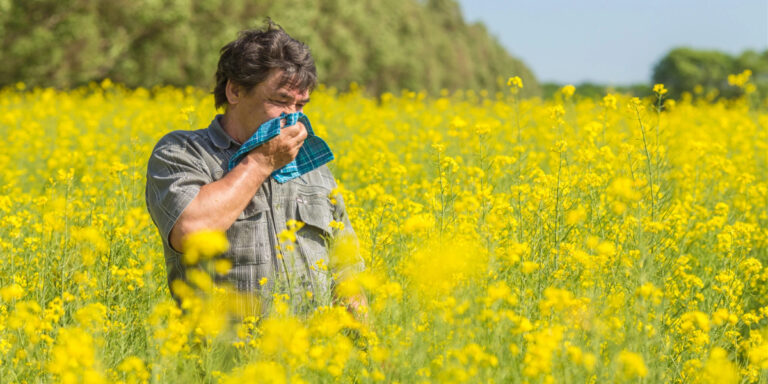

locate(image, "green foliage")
[[540, 82, 652, 100], [652, 47, 768, 99], [564, 82, 605, 99], [0, 0, 539, 97], [539, 83, 561, 99]]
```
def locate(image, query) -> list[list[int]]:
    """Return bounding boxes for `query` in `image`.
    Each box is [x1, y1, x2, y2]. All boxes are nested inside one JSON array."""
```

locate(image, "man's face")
[[233, 69, 310, 134]]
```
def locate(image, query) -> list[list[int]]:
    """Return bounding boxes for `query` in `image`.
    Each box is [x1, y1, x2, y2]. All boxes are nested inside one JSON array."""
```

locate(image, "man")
[[145, 22, 365, 317]]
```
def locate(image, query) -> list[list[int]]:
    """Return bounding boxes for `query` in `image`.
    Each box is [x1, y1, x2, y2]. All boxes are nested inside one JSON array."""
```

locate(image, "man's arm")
[[169, 122, 307, 252]]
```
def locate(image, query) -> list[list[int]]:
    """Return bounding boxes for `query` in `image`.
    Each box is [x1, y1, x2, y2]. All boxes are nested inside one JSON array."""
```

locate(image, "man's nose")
[[287, 104, 302, 114]]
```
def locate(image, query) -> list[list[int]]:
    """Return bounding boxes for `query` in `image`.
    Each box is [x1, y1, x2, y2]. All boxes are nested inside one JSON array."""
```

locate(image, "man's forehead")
[[262, 69, 310, 98], [274, 88, 310, 100]]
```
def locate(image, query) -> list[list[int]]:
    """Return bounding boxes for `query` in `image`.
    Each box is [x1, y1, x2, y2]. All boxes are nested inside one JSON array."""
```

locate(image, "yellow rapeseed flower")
[[727, 69, 752, 87], [182, 230, 229, 265], [618, 350, 648, 379], [0, 283, 24, 301], [702, 347, 739, 384], [561, 84, 575, 98], [522, 261, 540, 274], [602, 94, 618, 109], [507, 76, 524, 89]]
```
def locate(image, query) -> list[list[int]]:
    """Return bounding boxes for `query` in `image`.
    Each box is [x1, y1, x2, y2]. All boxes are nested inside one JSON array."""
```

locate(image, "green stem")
[[635, 106, 655, 222]]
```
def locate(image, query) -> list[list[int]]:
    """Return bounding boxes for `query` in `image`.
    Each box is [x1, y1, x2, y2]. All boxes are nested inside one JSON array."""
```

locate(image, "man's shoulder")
[[146, 128, 216, 176], [150, 128, 211, 158], [312, 164, 336, 181]]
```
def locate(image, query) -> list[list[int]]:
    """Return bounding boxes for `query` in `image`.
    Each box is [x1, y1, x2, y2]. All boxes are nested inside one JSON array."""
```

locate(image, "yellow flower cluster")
[[0, 75, 765, 382]]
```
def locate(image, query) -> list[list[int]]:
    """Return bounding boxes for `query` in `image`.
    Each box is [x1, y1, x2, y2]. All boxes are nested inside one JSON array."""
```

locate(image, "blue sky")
[[456, 0, 768, 85]]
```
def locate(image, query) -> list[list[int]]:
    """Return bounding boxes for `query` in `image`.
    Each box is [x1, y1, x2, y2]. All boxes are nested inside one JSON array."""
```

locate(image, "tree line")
[[652, 48, 766, 99], [542, 48, 767, 100], [0, 0, 540, 97], [3, 0, 762, 101]]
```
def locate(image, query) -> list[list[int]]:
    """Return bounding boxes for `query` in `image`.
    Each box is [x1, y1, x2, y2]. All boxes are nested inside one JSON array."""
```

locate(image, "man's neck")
[[220, 113, 250, 144]]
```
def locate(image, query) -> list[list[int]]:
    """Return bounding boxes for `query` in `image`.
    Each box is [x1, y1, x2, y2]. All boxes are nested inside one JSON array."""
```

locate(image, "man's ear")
[[225, 80, 240, 105]]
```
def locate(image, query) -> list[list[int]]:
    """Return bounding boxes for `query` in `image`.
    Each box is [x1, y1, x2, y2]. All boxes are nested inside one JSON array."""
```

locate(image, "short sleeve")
[[145, 136, 212, 251]]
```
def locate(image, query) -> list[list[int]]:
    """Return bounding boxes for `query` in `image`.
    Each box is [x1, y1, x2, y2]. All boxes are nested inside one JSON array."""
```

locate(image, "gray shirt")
[[145, 115, 363, 311]]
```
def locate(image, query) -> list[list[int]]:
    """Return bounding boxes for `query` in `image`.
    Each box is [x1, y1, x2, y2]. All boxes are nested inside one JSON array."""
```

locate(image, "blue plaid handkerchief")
[[227, 112, 334, 183]]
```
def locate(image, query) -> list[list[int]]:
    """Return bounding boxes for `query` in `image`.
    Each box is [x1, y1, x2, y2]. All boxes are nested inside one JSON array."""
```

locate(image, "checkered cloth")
[[227, 112, 334, 183]]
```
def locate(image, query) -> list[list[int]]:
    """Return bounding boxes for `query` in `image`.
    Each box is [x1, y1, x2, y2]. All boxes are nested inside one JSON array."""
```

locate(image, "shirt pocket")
[[226, 199, 272, 266], [295, 187, 334, 269]]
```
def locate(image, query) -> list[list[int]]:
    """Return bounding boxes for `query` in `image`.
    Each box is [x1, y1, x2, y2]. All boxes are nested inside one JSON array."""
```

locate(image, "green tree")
[[735, 50, 768, 96], [0, 0, 540, 97], [651, 47, 762, 99]]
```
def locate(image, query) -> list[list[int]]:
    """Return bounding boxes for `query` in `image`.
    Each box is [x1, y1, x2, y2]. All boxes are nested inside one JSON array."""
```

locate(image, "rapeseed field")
[[0, 74, 766, 383]]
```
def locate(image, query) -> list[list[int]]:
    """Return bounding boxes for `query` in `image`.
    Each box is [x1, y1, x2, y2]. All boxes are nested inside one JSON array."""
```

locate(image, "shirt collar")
[[207, 114, 239, 150]]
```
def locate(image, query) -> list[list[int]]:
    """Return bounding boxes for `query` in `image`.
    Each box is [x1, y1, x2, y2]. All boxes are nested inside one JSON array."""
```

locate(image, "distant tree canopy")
[[539, 47, 767, 101], [540, 82, 651, 100], [652, 47, 768, 99], [0, 0, 540, 97]]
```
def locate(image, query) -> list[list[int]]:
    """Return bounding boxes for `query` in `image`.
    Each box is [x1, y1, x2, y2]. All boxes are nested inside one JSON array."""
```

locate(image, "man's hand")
[[339, 293, 371, 352], [246, 120, 307, 172], [346, 293, 370, 323], [334, 292, 370, 326]]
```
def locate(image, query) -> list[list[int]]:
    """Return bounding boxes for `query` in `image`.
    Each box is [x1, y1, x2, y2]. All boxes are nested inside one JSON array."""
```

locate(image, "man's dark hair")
[[213, 20, 317, 109]]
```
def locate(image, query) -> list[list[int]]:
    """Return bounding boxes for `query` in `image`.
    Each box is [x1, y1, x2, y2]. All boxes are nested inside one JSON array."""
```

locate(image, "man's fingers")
[[296, 122, 308, 141], [289, 136, 306, 151], [266, 121, 306, 165], [282, 122, 308, 144], [281, 121, 302, 137]]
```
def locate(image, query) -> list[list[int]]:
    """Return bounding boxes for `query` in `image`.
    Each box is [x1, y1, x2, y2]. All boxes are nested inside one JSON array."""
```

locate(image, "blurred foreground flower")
[[182, 229, 229, 265], [618, 350, 648, 380], [402, 236, 488, 301]]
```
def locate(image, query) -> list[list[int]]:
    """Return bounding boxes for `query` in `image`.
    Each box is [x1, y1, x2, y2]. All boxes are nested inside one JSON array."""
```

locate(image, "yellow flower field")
[[0, 76, 766, 383]]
